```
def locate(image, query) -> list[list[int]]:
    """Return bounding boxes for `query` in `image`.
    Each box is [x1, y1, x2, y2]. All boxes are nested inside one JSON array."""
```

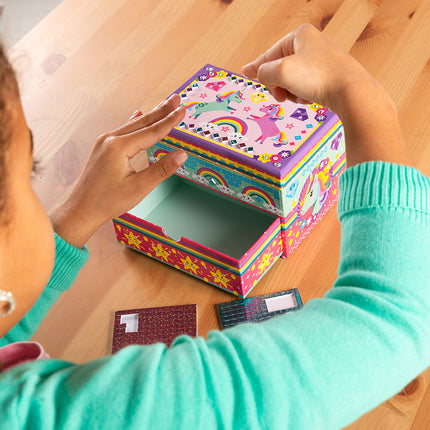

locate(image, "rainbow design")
[[242, 186, 275, 206], [197, 168, 228, 187], [210, 116, 248, 135], [153, 149, 169, 160]]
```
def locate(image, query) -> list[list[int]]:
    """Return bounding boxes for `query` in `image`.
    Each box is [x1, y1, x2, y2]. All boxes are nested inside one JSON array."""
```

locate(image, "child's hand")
[[50, 94, 187, 249], [242, 23, 378, 112], [243, 24, 411, 167]]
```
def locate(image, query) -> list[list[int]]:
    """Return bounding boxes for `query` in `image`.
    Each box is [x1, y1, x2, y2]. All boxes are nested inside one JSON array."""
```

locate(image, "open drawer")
[[113, 176, 283, 297]]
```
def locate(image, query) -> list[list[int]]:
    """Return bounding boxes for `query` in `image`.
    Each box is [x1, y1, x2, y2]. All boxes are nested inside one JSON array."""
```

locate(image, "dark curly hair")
[[0, 41, 20, 222]]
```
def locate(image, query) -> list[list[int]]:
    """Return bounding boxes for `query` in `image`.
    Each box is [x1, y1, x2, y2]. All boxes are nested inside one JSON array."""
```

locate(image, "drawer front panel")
[[114, 220, 283, 298]]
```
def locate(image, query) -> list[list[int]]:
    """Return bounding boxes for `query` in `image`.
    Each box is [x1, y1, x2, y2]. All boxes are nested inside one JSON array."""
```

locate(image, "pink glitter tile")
[[112, 304, 197, 353]]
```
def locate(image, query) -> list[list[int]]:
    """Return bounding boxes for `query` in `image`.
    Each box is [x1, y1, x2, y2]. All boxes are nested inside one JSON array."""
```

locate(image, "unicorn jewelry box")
[[113, 64, 345, 297]]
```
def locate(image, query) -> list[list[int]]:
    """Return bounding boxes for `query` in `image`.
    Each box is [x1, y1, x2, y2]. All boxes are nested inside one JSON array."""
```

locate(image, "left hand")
[[50, 94, 187, 249]]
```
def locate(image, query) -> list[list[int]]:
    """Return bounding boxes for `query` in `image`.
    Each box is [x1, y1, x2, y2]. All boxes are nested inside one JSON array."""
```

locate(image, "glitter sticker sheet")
[[217, 288, 302, 329], [112, 304, 197, 353]]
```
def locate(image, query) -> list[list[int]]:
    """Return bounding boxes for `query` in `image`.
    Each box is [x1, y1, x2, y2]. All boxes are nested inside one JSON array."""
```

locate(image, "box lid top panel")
[[169, 64, 339, 180]]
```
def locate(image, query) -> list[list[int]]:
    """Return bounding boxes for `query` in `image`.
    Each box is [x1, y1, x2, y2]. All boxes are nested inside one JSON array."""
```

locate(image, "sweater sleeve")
[[0, 162, 429, 430], [0, 234, 89, 346]]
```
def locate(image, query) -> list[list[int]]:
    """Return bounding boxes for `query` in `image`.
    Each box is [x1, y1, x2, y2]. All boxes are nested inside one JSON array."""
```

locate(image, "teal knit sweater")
[[0, 162, 429, 430]]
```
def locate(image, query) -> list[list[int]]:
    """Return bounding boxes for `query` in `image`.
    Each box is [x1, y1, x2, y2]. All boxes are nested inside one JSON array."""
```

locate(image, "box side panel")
[[113, 220, 283, 298], [281, 160, 345, 257], [239, 229, 284, 298], [280, 121, 344, 216], [148, 140, 283, 216]]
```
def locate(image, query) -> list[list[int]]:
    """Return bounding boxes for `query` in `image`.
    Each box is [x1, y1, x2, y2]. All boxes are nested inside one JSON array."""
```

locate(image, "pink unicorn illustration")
[[296, 158, 333, 225], [185, 90, 244, 119], [247, 104, 288, 146]]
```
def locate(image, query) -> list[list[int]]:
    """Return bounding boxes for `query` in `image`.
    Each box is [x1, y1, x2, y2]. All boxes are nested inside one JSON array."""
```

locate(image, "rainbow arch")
[[210, 116, 248, 135], [197, 168, 228, 187], [242, 186, 275, 206], [153, 149, 170, 160]]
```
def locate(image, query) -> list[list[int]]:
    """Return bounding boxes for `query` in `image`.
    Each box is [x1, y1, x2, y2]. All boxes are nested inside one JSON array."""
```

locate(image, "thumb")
[[131, 150, 188, 195]]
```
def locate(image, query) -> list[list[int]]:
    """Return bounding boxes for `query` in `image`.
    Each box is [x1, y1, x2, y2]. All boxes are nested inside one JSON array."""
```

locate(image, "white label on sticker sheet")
[[265, 293, 297, 313], [120, 313, 139, 333]]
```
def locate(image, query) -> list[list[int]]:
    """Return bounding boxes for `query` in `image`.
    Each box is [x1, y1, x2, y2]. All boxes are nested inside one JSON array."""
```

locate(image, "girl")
[[0, 24, 429, 429]]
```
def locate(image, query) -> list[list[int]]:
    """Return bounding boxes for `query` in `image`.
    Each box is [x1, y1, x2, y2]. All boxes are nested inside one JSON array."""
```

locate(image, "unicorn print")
[[185, 91, 244, 119], [247, 104, 288, 147], [296, 158, 333, 225]]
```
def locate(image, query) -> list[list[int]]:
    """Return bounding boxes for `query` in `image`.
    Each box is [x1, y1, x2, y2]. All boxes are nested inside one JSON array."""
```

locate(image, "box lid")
[[168, 64, 340, 181]]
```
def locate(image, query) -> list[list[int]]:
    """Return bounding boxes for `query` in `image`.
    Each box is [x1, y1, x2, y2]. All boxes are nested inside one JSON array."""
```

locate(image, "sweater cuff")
[[49, 233, 90, 292], [338, 162, 430, 223]]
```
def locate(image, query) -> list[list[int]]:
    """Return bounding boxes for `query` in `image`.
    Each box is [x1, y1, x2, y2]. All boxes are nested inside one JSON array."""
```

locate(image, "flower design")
[[148, 156, 158, 163], [270, 154, 282, 163], [314, 114, 327, 122], [181, 256, 199, 275], [217, 70, 228, 78], [279, 150, 292, 159], [309, 103, 322, 111], [258, 252, 272, 273], [124, 231, 142, 249], [210, 269, 230, 288], [258, 153, 271, 163], [152, 243, 170, 262], [237, 193, 255, 204], [316, 107, 328, 115], [198, 74, 208, 81]]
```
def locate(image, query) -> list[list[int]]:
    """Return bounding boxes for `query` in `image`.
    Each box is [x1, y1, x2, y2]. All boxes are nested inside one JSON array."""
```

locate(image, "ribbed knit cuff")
[[338, 162, 430, 224], [47, 233, 90, 292]]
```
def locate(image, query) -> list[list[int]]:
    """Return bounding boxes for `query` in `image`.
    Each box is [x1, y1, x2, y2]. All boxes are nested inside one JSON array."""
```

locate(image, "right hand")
[[243, 24, 412, 167], [242, 23, 382, 113]]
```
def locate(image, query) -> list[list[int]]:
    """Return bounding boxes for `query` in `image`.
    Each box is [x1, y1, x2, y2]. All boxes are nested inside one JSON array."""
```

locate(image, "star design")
[[181, 256, 199, 275], [124, 231, 142, 249], [243, 106, 251, 112], [200, 93, 208, 99], [210, 269, 230, 288], [285, 123, 294, 129], [221, 126, 230, 132], [152, 243, 170, 262], [258, 252, 272, 273]]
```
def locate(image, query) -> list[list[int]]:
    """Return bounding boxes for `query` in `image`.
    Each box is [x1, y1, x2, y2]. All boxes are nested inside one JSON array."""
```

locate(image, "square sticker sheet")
[[217, 288, 302, 329], [112, 304, 197, 353]]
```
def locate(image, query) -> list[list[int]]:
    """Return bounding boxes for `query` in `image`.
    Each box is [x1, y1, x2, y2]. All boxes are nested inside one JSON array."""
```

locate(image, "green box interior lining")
[[129, 176, 277, 260]]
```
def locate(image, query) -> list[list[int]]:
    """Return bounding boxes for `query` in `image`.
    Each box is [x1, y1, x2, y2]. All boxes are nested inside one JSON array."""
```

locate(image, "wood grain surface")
[[8, 0, 430, 428]]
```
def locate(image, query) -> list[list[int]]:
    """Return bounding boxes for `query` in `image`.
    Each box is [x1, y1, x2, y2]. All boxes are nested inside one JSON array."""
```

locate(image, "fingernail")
[[130, 110, 142, 119], [169, 105, 184, 116], [242, 63, 251, 77], [164, 94, 176, 105], [173, 150, 187, 165]]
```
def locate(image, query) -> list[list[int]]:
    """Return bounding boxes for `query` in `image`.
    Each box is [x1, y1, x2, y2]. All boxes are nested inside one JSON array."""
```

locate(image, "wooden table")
[[9, 0, 430, 428]]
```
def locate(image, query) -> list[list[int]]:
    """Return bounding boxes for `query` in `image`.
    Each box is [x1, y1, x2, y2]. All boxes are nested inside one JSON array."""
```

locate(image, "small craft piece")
[[217, 288, 302, 329], [112, 304, 197, 353]]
